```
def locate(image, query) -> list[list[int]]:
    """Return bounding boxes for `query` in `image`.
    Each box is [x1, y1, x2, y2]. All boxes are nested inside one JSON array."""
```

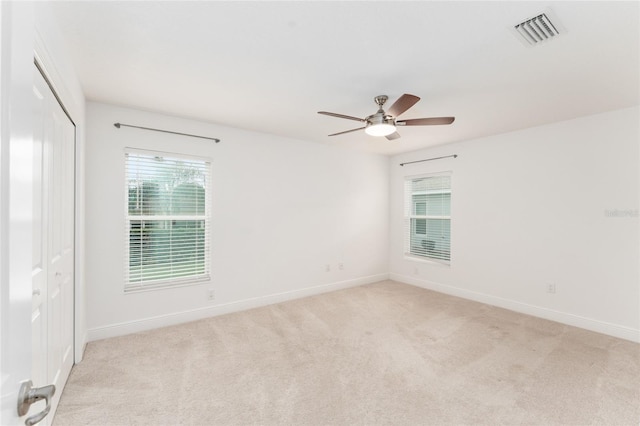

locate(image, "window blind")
[[404, 173, 451, 263], [125, 150, 211, 291]]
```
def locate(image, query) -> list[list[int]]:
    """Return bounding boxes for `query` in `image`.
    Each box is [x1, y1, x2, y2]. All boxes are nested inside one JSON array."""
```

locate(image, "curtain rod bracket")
[[400, 154, 457, 166], [114, 122, 220, 143]]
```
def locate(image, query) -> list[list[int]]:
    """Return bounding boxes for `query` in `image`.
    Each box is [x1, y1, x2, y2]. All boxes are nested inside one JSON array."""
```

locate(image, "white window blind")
[[404, 173, 451, 263], [125, 150, 211, 291]]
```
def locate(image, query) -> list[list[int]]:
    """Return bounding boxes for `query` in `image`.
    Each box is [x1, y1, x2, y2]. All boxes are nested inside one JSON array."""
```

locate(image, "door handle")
[[17, 380, 56, 426]]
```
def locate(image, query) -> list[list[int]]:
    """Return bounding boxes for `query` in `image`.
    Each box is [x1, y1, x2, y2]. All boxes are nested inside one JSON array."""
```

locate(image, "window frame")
[[124, 148, 212, 292], [404, 172, 452, 265]]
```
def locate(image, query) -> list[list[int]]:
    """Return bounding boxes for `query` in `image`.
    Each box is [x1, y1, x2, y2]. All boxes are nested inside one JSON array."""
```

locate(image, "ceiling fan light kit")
[[365, 122, 396, 137], [365, 117, 396, 137], [319, 93, 455, 140]]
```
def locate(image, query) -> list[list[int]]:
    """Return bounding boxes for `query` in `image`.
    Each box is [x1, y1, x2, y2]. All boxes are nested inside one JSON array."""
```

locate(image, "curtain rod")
[[400, 154, 457, 166], [114, 123, 220, 143]]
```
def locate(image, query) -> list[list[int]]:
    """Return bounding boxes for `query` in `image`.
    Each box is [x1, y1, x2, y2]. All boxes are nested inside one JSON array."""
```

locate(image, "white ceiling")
[[50, 1, 639, 155]]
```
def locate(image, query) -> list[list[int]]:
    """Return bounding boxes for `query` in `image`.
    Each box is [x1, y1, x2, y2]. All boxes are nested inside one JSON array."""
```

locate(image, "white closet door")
[[32, 66, 75, 424]]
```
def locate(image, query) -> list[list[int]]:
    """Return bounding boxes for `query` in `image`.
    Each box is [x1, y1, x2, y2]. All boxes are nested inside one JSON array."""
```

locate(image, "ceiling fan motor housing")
[[366, 112, 395, 127]]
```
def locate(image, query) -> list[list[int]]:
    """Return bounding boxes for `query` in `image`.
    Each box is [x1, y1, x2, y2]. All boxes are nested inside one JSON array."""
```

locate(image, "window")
[[125, 149, 211, 291], [404, 173, 451, 263]]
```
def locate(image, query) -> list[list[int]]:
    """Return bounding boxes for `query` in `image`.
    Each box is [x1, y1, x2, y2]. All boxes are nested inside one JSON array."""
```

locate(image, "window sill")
[[404, 254, 451, 267], [124, 275, 211, 294]]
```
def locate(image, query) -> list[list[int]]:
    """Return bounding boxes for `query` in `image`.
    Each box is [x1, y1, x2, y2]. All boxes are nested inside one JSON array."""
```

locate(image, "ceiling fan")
[[318, 94, 455, 140]]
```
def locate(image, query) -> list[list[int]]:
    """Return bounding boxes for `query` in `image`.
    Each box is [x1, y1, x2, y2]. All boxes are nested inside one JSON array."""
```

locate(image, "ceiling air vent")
[[514, 13, 560, 45]]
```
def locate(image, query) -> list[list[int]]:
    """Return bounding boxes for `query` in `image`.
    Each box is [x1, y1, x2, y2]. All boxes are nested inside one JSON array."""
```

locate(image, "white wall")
[[390, 106, 640, 342], [33, 3, 87, 360], [85, 102, 389, 340]]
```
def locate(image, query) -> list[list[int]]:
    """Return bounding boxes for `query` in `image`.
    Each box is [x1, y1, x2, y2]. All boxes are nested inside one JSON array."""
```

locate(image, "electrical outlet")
[[207, 289, 215, 301], [546, 283, 556, 294], [338, 263, 344, 270], [325, 264, 330, 272]]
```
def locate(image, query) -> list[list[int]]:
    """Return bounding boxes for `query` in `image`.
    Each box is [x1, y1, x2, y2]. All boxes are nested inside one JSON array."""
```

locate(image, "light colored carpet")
[[53, 280, 640, 425]]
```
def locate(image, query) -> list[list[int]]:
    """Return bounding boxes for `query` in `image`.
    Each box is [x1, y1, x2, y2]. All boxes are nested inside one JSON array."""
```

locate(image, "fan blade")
[[318, 111, 366, 122], [397, 117, 455, 126], [328, 127, 366, 137], [385, 132, 401, 140], [387, 94, 420, 117]]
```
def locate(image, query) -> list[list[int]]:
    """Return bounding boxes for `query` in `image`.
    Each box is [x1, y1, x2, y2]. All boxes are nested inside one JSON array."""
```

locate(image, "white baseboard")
[[391, 273, 640, 343], [87, 273, 389, 342]]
